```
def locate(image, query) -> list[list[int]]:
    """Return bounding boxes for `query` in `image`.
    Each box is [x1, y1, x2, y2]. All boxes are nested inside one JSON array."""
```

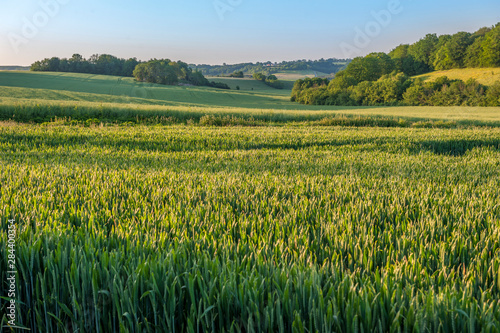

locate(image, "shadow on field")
[[0, 132, 375, 152], [2, 133, 500, 156], [409, 139, 500, 156]]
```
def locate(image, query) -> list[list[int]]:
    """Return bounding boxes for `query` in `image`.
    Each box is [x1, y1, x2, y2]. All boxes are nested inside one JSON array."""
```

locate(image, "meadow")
[[414, 68, 500, 87], [0, 71, 500, 332], [1, 71, 500, 127]]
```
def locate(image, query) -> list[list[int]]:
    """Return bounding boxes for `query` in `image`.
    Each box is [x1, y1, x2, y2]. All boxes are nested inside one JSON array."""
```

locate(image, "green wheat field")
[[1, 71, 500, 332]]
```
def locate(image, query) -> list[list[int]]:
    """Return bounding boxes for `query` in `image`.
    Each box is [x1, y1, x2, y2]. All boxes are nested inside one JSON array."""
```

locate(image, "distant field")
[[206, 76, 294, 93], [273, 70, 330, 81], [1, 71, 500, 126], [0, 66, 30, 71], [0, 71, 297, 109], [414, 68, 500, 86]]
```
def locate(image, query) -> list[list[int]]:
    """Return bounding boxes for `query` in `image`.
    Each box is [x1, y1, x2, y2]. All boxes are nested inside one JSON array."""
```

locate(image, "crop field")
[[1, 71, 500, 332], [1, 123, 500, 332]]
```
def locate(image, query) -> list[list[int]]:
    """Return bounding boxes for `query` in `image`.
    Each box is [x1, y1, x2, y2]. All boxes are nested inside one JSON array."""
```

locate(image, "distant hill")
[[0, 71, 300, 110], [206, 76, 295, 92], [191, 59, 350, 77], [0, 66, 30, 71], [413, 68, 500, 86]]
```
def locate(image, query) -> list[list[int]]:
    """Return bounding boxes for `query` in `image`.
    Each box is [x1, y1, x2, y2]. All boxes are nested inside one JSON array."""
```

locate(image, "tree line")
[[390, 23, 500, 74], [292, 23, 500, 106], [292, 74, 500, 106], [31, 54, 230, 89], [31, 54, 140, 77]]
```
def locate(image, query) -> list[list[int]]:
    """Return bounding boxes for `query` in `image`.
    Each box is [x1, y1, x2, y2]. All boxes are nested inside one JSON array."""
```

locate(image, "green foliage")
[[191, 58, 349, 76], [133, 59, 179, 85], [407, 33, 439, 72], [253, 72, 266, 81], [208, 81, 231, 89], [465, 37, 486, 67], [253, 72, 285, 89], [292, 22, 500, 107], [486, 81, 500, 106], [294, 72, 499, 107], [1, 125, 500, 332], [31, 54, 139, 77], [291, 78, 329, 102], [389, 44, 424, 76], [229, 71, 244, 78], [294, 72, 416, 106], [433, 33, 473, 70], [338, 53, 394, 84], [386, 24, 500, 75], [402, 76, 490, 106], [479, 25, 500, 67], [132, 60, 224, 89]]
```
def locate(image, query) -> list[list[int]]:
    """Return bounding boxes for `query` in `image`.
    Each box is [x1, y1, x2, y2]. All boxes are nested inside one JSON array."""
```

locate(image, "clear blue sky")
[[1, 0, 499, 65]]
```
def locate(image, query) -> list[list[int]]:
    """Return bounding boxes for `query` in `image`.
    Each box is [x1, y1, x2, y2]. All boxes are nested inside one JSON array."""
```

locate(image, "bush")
[[294, 72, 499, 107], [209, 82, 230, 90], [486, 81, 500, 106]]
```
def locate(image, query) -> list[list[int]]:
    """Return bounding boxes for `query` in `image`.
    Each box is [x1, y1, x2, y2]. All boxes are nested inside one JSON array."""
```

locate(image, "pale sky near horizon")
[[1, 0, 499, 66]]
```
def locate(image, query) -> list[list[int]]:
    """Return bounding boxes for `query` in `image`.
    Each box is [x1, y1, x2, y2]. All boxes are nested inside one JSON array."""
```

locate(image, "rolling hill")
[[414, 68, 500, 86], [0, 71, 297, 109], [1, 70, 500, 126]]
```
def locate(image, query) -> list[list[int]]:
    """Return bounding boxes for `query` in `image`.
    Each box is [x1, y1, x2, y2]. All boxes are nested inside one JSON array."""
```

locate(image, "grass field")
[[1, 71, 500, 331], [1, 124, 500, 331], [414, 68, 500, 86], [206, 77, 295, 93], [2, 71, 500, 126]]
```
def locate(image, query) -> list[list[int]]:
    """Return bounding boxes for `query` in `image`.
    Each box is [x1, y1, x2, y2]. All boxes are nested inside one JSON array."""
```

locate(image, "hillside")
[[191, 59, 349, 77], [0, 71, 296, 110], [414, 68, 500, 86], [1, 71, 500, 126], [0, 66, 30, 71], [207, 76, 295, 92]]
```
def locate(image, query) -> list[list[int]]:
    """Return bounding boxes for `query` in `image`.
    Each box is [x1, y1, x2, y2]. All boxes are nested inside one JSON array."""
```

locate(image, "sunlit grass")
[[414, 68, 500, 86], [1, 124, 500, 331]]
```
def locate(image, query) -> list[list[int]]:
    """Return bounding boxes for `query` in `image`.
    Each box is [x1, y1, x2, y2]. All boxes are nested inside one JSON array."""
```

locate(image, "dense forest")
[[292, 23, 500, 106], [191, 58, 350, 76]]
